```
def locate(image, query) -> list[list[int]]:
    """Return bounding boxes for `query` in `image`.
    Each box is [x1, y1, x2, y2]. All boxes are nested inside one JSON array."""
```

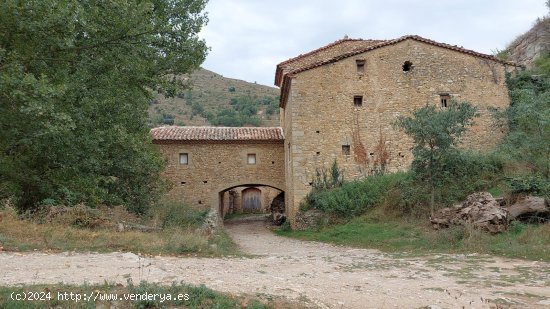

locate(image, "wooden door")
[[242, 188, 261, 213]]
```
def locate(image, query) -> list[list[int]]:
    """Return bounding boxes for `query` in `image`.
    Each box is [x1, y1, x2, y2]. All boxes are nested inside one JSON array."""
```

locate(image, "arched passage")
[[213, 181, 285, 221]]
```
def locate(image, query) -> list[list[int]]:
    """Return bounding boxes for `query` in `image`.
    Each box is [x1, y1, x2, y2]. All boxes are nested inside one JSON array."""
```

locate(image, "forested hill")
[[148, 68, 280, 127]]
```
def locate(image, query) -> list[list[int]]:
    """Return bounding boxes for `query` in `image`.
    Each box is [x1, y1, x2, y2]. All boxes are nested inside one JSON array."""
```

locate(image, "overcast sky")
[[199, 0, 548, 87]]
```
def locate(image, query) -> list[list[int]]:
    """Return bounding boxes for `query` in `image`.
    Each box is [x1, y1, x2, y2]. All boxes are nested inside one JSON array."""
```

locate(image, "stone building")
[[151, 126, 285, 217], [153, 35, 519, 227]]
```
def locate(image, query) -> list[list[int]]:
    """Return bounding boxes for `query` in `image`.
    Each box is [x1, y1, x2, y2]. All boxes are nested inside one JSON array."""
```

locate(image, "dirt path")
[[1, 218, 549, 308]]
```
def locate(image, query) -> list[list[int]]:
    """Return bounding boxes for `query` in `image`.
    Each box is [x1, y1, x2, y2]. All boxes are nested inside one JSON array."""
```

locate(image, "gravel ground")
[[1, 218, 549, 308]]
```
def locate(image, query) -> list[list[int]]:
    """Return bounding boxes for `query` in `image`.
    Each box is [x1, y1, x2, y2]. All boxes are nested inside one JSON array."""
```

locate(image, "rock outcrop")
[[430, 192, 508, 233], [431, 192, 549, 233], [507, 18, 550, 67], [506, 196, 549, 223]]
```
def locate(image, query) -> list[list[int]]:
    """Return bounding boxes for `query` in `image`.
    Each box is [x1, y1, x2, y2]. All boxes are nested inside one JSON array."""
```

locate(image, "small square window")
[[440, 94, 450, 108], [356, 60, 365, 73], [354, 96, 363, 107], [247, 153, 256, 165], [179, 153, 188, 165], [342, 145, 350, 156]]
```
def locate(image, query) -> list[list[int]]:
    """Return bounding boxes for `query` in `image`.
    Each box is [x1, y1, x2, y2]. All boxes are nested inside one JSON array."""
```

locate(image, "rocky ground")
[[1, 218, 549, 308]]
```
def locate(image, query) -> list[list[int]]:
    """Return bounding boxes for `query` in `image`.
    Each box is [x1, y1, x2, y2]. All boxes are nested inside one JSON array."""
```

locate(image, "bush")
[[306, 172, 407, 218], [389, 151, 503, 217], [311, 159, 344, 191], [508, 175, 550, 199], [148, 200, 208, 229]]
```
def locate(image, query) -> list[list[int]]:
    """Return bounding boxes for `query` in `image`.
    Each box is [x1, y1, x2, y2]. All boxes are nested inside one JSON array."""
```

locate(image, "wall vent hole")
[[402, 61, 413, 72]]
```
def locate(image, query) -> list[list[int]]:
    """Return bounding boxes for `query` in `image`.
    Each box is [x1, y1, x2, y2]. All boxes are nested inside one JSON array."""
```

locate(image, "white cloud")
[[199, 0, 548, 86]]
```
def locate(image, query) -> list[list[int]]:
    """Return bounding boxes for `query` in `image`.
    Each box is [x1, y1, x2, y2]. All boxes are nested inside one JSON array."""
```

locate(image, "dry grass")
[[278, 210, 550, 262], [0, 282, 313, 309], [0, 204, 239, 257]]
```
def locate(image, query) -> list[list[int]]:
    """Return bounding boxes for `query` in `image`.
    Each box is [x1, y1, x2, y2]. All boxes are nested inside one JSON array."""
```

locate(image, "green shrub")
[[311, 159, 344, 191], [390, 151, 502, 217], [149, 201, 208, 229], [508, 174, 550, 199], [306, 172, 407, 218]]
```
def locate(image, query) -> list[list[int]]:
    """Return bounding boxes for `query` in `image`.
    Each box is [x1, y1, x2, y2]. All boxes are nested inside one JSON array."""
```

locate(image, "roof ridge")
[[278, 35, 520, 108], [278, 38, 362, 67], [287, 35, 518, 77], [274, 38, 388, 86], [151, 126, 282, 129]]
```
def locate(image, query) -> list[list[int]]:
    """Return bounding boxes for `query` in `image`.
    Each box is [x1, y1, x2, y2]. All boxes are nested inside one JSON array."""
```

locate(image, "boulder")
[[506, 196, 549, 223], [294, 209, 325, 230], [269, 192, 286, 225], [430, 192, 508, 233]]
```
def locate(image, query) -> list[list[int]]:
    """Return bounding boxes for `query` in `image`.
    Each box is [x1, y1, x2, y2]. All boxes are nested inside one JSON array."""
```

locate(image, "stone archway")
[[213, 181, 285, 221]]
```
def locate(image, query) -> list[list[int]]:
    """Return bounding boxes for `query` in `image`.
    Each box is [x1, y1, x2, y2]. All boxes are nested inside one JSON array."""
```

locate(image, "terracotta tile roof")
[[275, 39, 386, 86], [276, 35, 521, 108], [150, 126, 284, 143]]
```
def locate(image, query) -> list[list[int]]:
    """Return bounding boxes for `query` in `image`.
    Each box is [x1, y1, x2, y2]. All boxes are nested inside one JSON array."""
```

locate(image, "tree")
[[0, 0, 209, 213], [396, 102, 479, 214], [496, 54, 550, 181]]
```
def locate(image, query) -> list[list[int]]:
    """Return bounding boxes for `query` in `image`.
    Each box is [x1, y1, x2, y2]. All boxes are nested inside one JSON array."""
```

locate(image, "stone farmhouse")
[[151, 35, 519, 227]]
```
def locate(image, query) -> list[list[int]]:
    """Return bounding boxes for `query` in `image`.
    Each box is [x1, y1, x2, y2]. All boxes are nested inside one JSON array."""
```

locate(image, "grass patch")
[[0, 281, 307, 309], [277, 210, 550, 261], [0, 203, 240, 257]]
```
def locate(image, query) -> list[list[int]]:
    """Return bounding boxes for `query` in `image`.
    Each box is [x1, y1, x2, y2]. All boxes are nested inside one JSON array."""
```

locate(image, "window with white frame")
[[247, 153, 256, 165], [179, 153, 188, 165]]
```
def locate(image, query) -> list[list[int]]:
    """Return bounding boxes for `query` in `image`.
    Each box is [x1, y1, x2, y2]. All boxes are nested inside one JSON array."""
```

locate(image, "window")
[[440, 94, 450, 108], [342, 145, 351, 156], [356, 59, 365, 73], [179, 153, 188, 165], [353, 96, 363, 107], [402, 61, 413, 72], [247, 153, 256, 165]]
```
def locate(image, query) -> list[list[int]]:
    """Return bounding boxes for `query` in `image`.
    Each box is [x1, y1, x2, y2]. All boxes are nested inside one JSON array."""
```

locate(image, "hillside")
[[148, 68, 280, 127], [507, 17, 550, 67]]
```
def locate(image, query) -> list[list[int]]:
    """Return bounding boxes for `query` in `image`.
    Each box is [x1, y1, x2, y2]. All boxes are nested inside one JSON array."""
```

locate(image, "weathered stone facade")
[[152, 35, 518, 228], [152, 127, 285, 216], [276, 35, 518, 226]]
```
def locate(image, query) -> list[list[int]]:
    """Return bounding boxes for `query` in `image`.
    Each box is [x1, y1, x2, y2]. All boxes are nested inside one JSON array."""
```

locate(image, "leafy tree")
[[0, 0, 208, 213], [495, 53, 550, 185], [396, 102, 479, 214]]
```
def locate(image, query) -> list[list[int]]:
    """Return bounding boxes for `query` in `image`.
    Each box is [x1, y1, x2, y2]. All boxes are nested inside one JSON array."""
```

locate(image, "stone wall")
[[155, 142, 285, 215], [283, 38, 513, 226]]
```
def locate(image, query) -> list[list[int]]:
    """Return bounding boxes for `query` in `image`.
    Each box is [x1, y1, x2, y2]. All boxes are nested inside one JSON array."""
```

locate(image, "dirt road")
[[1, 218, 549, 308]]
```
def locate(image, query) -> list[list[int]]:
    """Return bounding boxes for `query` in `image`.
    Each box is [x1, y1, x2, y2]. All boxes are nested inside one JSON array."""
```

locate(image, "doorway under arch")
[[215, 182, 284, 221], [242, 187, 262, 213]]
